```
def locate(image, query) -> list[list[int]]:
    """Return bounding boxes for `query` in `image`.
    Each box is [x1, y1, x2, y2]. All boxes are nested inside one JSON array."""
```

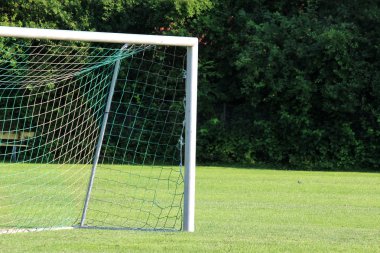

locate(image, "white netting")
[[0, 40, 186, 232]]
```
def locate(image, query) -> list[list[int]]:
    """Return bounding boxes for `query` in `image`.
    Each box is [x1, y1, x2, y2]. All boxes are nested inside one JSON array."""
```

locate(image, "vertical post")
[[183, 44, 198, 232], [80, 45, 127, 227]]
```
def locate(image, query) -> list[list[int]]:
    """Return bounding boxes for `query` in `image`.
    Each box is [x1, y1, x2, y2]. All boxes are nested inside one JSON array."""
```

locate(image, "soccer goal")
[[0, 26, 197, 233]]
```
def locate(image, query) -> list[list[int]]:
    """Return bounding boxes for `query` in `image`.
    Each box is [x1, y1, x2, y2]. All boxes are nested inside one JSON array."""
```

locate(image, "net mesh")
[[0, 39, 186, 232]]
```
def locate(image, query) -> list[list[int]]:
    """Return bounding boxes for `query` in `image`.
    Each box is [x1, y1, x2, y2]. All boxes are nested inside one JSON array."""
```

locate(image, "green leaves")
[[189, 1, 380, 169], [1, 0, 380, 169]]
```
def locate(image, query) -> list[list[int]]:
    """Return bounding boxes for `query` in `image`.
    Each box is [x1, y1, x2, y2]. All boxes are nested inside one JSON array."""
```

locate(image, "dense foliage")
[[1, 0, 380, 170]]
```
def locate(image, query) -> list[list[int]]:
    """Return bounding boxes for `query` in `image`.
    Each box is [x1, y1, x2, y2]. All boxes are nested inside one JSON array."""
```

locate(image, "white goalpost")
[[0, 26, 197, 232]]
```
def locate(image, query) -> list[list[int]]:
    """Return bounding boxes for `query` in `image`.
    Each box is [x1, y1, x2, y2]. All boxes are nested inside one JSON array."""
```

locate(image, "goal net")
[[0, 27, 197, 233]]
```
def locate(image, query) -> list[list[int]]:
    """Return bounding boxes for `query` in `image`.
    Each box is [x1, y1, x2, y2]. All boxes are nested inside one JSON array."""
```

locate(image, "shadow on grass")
[[197, 162, 380, 173]]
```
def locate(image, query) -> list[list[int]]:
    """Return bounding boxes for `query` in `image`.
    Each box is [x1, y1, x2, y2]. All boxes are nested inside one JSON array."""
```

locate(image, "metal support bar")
[[80, 45, 128, 227], [183, 44, 198, 232]]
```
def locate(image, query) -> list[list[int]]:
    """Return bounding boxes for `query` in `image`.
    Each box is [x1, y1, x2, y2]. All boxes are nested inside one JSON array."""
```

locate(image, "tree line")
[[1, 0, 380, 170]]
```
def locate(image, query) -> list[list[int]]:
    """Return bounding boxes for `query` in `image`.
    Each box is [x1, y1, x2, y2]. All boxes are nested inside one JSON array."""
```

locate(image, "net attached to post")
[[0, 39, 186, 233]]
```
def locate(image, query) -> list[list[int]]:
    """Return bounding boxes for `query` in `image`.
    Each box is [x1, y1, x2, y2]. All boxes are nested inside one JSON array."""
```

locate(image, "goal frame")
[[0, 26, 198, 232]]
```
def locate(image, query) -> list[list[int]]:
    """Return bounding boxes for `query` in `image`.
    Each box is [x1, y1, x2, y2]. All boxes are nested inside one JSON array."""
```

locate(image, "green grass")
[[0, 163, 183, 230], [0, 166, 380, 252]]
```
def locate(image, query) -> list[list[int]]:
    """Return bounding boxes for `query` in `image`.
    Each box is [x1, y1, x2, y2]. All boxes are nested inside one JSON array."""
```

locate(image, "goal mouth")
[[0, 27, 198, 233]]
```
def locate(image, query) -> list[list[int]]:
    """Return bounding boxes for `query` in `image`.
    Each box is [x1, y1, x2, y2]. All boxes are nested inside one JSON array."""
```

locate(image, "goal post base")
[[79, 225, 178, 233], [0, 226, 75, 234], [0, 226, 180, 234]]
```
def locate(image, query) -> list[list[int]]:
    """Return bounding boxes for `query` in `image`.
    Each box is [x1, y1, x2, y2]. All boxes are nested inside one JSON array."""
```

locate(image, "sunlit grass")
[[0, 166, 379, 252]]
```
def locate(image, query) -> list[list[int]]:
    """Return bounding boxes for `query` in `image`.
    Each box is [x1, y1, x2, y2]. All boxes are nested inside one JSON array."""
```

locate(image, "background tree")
[[1, 0, 380, 170]]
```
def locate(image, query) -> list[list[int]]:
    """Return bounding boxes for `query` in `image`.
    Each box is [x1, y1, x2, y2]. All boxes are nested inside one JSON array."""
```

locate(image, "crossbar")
[[0, 26, 198, 46]]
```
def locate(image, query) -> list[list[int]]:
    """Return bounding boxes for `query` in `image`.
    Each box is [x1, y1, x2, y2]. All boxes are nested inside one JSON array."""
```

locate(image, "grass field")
[[0, 166, 379, 252]]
